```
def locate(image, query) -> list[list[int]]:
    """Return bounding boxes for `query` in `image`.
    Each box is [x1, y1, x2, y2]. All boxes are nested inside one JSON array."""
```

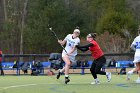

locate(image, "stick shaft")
[[49, 28, 68, 54]]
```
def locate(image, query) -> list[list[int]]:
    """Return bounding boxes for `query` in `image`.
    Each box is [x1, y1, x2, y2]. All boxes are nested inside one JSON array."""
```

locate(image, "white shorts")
[[133, 55, 140, 63], [62, 53, 76, 63]]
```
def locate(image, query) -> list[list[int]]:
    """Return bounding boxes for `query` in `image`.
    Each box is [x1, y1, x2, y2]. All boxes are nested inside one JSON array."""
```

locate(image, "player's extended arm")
[[76, 43, 93, 52]]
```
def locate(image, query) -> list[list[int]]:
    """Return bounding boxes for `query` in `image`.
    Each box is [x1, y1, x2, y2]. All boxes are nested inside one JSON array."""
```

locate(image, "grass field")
[[0, 74, 139, 93]]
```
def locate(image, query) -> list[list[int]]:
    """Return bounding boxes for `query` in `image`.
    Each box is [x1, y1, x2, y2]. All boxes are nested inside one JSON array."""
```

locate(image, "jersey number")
[[136, 42, 140, 49], [69, 43, 71, 46]]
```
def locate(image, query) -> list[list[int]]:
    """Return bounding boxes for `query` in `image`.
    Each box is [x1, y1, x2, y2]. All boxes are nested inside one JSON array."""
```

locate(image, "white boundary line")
[[0, 81, 114, 91], [0, 82, 89, 91], [0, 84, 37, 90]]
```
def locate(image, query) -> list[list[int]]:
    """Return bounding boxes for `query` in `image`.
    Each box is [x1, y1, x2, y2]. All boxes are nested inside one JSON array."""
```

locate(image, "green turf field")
[[0, 74, 139, 93]]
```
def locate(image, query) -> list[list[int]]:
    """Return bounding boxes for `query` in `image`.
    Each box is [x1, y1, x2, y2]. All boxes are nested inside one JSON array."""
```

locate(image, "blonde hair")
[[73, 26, 80, 34]]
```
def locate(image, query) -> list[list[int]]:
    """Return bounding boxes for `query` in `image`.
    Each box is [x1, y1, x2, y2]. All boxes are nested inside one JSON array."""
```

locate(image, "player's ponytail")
[[75, 26, 79, 29], [92, 33, 97, 38]]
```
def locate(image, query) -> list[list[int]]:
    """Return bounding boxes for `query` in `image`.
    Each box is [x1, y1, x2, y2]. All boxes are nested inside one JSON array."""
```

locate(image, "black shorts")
[[91, 55, 106, 70], [94, 55, 106, 65]]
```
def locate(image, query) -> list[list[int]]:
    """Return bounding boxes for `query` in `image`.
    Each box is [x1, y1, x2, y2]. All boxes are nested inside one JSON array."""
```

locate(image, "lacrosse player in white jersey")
[[57, 27, 80, 84], [127, 28, 140, 83]]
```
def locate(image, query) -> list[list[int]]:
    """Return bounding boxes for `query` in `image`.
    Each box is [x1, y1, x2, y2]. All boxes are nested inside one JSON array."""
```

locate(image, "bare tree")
[[0, 0, 4, 30], [3, 0, 7, 21], [20, 0, 28, 61]]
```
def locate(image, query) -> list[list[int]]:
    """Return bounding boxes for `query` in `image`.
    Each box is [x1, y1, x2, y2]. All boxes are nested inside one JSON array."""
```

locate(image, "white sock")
[[138, 77, 140, 80], [95, 78, 99, 81], [128, 70, 133, 75], [106, 72, 109, 75], [59, 69, 62, 73], [65, 75, 69, 77]]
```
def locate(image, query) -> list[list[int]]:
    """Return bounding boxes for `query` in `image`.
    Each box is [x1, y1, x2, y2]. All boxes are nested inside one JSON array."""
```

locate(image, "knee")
[[136, 66, 140, 71], [94, 68, 100, 73], [138, 68, 140, 72], [66, 62, 71, 66]]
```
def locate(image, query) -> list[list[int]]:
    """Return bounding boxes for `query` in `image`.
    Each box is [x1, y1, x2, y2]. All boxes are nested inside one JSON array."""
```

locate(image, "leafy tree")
[[0, 0, 139, 54], [95, 0, 137, 35]]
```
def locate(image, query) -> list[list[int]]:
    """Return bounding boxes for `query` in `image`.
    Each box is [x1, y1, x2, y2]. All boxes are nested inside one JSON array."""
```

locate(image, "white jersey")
[[62, 34, 80, 56], [131, 35, 140, 63]]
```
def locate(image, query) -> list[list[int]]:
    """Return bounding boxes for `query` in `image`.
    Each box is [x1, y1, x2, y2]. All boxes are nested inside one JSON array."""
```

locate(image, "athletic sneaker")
[[56, 71, 61, 79], [91, 80, 100, 84], [65, 77, 70, 84], [135, 79, 140, 83], [106, 72, 111, 82], [135, 77, 140, 83]]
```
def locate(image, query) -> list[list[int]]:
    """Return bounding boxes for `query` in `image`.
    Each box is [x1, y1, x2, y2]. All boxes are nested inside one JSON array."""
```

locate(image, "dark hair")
[[87, 33, 97, 38], [75, 26, 79, 29]]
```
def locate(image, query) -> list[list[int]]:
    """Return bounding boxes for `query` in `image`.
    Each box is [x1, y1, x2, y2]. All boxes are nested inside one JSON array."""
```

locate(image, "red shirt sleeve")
[[0, 51, 2, 62]]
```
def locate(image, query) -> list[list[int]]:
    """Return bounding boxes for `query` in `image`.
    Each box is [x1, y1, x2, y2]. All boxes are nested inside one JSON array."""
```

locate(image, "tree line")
[[0, 0, 139, 54]]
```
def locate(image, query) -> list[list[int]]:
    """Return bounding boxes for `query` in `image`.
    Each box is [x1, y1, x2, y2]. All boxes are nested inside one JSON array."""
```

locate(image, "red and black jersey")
[[76, 40, 104, 60], [89, 40, 104, 60]]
